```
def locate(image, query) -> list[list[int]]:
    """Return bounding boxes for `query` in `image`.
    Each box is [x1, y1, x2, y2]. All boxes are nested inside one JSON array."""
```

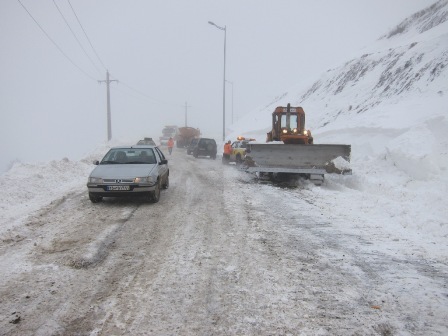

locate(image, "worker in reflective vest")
[[167, 137, 174, 155], [222, 140, 232, 164]]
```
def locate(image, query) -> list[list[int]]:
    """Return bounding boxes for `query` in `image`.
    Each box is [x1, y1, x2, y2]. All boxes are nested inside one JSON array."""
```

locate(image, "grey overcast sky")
[[0, 0, 436, 171]]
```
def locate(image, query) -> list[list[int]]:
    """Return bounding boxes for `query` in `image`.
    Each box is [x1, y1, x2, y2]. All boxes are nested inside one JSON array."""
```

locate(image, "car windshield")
[[101, 148, 157, 164]]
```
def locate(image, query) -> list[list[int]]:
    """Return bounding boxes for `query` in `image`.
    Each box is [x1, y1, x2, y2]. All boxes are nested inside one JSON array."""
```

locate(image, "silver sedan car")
[[87, 145, 169, 203]]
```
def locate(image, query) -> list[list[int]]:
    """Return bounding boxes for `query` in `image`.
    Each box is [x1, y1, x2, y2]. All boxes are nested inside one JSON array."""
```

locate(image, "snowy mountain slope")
[[230, 0, 448, 137], [381, 0, 448, 39], [229, 0, 448, 173]]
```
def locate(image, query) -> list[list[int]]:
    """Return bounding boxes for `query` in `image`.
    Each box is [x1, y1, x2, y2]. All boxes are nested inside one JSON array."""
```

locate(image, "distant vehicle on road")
[[87, 145, 169, 203], [176, 127, 201, 148], [186, 138, 199, 155], [136, 137, 156, 146], [160, 125, 178, 146], [191, 138, 217, 159]]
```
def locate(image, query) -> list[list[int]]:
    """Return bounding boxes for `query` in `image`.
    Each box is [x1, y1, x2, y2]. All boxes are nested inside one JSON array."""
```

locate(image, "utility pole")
[[98, 70, 118, 141], [184, 102, 192, 127]]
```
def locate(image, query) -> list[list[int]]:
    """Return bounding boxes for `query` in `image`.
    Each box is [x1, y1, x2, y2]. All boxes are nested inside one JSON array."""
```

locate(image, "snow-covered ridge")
[[228, 1, 448, 138], [381, 0, 448, 39], [299, 25, 447, 131]]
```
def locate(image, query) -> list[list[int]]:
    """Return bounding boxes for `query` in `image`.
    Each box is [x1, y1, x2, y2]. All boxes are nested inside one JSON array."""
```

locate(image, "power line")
[[67, 0, 107, 71], [110, 75, 181, 108], [16, 0, 97, 81], [52, 0, 102, 76], [17, 0, 190, 119]]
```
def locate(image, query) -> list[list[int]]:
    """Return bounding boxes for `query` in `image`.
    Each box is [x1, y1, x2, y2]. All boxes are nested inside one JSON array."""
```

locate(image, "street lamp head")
[[208, 21, 225, 31]]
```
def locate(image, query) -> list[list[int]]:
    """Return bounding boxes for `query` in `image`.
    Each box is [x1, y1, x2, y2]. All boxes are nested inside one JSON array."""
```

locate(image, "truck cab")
[[267, 104, 313, 144]]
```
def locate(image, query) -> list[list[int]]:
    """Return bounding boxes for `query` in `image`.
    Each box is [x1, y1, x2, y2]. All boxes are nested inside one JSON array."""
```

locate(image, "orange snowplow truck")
[[267, 103, 313, 144]]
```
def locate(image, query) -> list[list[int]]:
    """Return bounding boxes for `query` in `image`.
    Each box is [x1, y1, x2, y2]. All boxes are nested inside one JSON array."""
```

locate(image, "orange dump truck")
[[176, 127, 201, 148]]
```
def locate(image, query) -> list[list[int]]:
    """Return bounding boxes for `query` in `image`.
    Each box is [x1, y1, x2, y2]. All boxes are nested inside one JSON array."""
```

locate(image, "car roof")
[[111, 145, 158, 149]]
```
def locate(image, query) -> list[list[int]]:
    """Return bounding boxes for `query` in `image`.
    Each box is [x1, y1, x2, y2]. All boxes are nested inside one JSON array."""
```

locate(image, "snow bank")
[[386, 123, 441, 180], [0, 144, 111, 238]]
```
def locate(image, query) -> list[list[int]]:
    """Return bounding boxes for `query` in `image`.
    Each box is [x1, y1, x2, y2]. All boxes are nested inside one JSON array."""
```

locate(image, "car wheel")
[[150, 180, 161, 203], [193, 150, 198, 158], [89, 193, 103, 203], [162, 175, 169, 189], [211, 154, 216, 160]]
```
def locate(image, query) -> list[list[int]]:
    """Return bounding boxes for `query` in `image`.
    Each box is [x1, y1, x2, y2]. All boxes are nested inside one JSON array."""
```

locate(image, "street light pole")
[[226, 80, 234, 124], [208, 21, 226, 142]]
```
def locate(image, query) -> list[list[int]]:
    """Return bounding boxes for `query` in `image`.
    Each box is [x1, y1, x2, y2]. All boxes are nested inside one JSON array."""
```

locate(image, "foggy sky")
[[0, 0, 436, 172]]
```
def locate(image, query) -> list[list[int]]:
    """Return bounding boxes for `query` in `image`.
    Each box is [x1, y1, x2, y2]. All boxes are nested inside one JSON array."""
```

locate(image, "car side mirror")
[[93, 160, 99, 165], [159, 159, 168, 165]]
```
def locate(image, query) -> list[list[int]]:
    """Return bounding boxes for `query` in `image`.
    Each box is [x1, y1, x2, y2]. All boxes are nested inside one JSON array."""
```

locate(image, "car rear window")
[[101, 148, 157, 164]]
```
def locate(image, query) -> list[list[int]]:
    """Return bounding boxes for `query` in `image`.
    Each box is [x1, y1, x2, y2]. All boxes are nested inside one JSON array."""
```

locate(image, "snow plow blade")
[[245, 143, 352, 175]]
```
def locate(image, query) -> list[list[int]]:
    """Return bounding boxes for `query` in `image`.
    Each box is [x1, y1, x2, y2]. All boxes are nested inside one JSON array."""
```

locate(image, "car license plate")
[[107, 185, 130, 191]]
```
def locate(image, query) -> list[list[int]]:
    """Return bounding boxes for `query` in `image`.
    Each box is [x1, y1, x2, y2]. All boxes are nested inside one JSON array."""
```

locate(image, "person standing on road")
[[167, 137, 174, 155], [222, 140, 232, 164]]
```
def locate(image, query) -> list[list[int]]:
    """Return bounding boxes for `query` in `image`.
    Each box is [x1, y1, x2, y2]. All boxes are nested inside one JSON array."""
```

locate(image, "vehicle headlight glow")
[[282, 129, 288, 134], [303, 130, 308, 135], [292, 128, 298, 133], [134, 176, 152, 184], [89, 177, 103, 183]]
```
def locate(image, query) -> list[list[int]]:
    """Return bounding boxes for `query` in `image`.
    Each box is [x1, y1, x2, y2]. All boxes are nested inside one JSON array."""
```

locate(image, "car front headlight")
[[134, 176, 153, 184], [292, 128, 298, 134], [282, 128, 288, 134], [89, 177, 103, 183]]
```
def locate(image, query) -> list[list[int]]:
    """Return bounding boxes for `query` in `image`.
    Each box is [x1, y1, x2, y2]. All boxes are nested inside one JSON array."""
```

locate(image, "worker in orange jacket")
[[222, 140, 232, 164], [167, 137, 174, 155]]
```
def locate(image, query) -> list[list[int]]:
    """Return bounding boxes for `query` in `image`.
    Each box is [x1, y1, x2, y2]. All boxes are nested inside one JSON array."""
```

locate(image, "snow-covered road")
[[1, 149, 447, 335]]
